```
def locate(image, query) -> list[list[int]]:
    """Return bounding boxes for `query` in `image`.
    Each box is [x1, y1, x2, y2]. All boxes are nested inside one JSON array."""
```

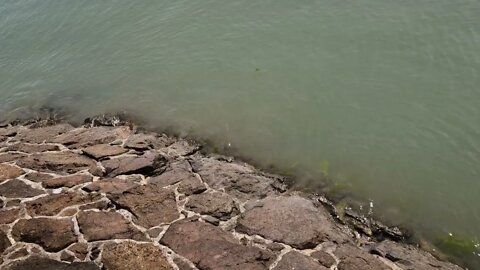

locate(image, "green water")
[[1, 0, 479, 266]]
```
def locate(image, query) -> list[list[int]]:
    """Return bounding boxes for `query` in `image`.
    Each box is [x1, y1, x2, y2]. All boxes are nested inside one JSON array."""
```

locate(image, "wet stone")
[[0, 164, 24, 182], [12, 218, 77, 252], [236, 196, 349, 249], [273, 251, 328, 270], [42, 174, 93, 188], [52, 126, 131, 149], [161, 220, 273, 270], [77, 211, 147, 241], [2, 143, 60, 153], [3, 256, 100, 270], [83, 178, 138, 194], [82, 144, 128, 160], [161, 140, 199, 158], [0, 152, 27, 163], [26, 192, 102, 216], [108, 184, 179, 228], [0, 179, 45, 198], [25, 172, 54, 182], [101, 151, 167, 177], [16, 152, 98, 174], [0, 208, 20, 224], [102, 242, 173, 270], [186, 192, 239, 221], [14, 124, 73, 144], [311, 250, 336, 268], [335, 245, 389, 270]]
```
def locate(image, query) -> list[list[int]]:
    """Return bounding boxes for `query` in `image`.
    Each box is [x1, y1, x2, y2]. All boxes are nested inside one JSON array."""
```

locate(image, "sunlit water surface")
[[1, 0, 480, 266]]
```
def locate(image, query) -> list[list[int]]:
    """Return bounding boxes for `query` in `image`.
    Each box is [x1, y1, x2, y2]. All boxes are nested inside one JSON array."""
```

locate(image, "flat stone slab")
[[0, 208, 20, 224], [26, 192, 103, 216], [77, 211, 147, 241], [0, 164, 24, 182], [335, 245, 389, 270], [161, 220, 273, 270], [3, 256, 100, 270], [311, 250, 336, 268], [236, 196, 349, 249], [101, 151, 167, 177], [24, 172, 54, 182], [83, 178, 138, 194], [2, 143, 60, 153], [108, 184, 179, 228], [42, 174, 93, 188], [16, 152, 98, 174], [186, 192, 239, 221], [52, 126, 131, 149], [0, 179, 45, 198], [14, 124, 73, 143], [148, 160, 193, 187], [124, 133, 172, 150], [273, 251, 328, 270], [82, 144, 128, 160], [12, 218, 77, 252], [0, 152, 27, 163], [102, 242, 173, 270]]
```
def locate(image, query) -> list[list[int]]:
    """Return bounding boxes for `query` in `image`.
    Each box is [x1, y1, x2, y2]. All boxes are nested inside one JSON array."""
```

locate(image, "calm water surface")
[[1, 0, 479, 265]]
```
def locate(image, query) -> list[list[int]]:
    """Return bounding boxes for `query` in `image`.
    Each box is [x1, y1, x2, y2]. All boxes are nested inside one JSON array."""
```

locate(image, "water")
[[1, 0, 480, 266]]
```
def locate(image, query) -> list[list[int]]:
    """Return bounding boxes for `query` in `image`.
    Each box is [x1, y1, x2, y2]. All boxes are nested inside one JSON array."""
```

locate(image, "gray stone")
[[161, 220, 273, 270], [102, 242, 173, 270], [272, 251, 327, 270], [236, 196, 348, 249], [186, 192, 239, 221], [3, 256, 100, 270], [12, 218, 77, 252], [77, 211, 146, 241], [82, 144, 128, 160], [0, 179, 45, 198], [42, 174, 93, 188], [102, 151, 167, 177], [16, 152, 98, 174], [108, 184, 179, 228]]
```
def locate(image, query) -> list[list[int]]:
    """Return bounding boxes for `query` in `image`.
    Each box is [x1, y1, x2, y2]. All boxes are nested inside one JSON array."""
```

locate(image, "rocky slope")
[[0, 117, 463, 269]]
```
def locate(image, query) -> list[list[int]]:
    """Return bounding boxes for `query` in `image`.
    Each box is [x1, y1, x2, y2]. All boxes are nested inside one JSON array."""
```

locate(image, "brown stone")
[[102, 151, 167, 177], [369, 240, 463, 270], [3, 256, 100, 270], [68, 242, 89, 260], [161, 140, 199, 158], [77, 211, 146, 241], [148, 160, 193, 187], [177, 175, 206, 196], [161, 220, 273, 270], [0, 126, 17, 137], [2, 143, 60, 153], [311, 250, 336, 268], [186, 192, 239, 221], [82, 144, 128, 160], [83, 178, 138, 194], [25, 172, 54, 182], [0, 208, 20, 224], [335, 245, 389, 270], [78, 200, 111, 210], [124, 133, 172, 150], [12, 218, 77, 252], [52, 126, 131, 149], [174, 258, 196, 270], [108, 184, 179, 228], [8, 248, 29, 260], [60, 208, 78, 216], [16, 152, 98, 174], [14, 124, 73, 143], [0, 230, 11, 253], [42, 174, 93, 188], [0, 164, 24, 182], [0, 152, 27, 163], [60, 251, 76, 262], [236, 196, 348, 249], [273, 251, 327, 270], [5, 199, 21, 207], [147, 227, 163, 238], [26, 192, 102, 216], [191, 157, 281, 200], [0, 179, 45, 198], [102, 242, 173, 270]]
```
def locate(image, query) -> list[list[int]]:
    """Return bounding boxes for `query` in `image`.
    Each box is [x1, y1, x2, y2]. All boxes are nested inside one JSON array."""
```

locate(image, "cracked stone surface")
[[0, 120, 464, 270]]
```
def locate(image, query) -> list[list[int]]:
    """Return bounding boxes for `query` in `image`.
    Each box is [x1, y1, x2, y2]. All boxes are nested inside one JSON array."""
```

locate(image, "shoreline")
[[0, 114, 464, 269]]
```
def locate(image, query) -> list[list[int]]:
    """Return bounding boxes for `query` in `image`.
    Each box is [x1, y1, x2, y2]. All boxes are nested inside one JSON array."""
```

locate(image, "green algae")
[[435, 233, 479, 258]]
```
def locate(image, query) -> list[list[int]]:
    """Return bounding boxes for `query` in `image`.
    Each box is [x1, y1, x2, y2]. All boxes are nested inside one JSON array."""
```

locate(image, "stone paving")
[[0, 118, 463, 269]]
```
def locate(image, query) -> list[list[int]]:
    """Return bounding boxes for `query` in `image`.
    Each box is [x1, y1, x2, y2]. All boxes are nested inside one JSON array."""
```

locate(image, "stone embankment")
[[0, 117, 463, 269]]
